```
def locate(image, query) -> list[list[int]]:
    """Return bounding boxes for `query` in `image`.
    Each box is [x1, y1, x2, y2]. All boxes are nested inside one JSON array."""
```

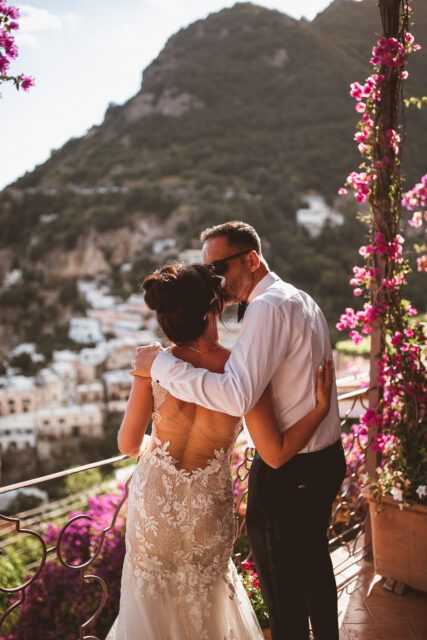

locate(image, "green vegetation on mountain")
[[0, 0, 425, 347]]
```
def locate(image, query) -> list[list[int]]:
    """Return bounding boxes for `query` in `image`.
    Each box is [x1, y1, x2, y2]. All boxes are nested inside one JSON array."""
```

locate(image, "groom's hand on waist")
[[130, 343, 163, 378]]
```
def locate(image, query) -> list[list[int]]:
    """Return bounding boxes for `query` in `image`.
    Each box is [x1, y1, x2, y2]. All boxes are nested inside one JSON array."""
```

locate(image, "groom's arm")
[[149, 299, 290, 415]]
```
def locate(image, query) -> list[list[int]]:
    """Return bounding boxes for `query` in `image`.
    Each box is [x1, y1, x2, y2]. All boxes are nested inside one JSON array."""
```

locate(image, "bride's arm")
[[117, 376, 153, 457], [245, 360, 334, 469]]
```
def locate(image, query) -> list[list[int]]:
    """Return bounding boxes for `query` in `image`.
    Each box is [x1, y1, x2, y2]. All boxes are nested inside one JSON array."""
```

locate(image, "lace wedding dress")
[[106, 381, 263, 640]]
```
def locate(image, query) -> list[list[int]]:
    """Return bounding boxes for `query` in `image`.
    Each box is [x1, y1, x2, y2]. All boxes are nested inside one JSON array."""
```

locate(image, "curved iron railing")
[[0, 386, 371, 637]]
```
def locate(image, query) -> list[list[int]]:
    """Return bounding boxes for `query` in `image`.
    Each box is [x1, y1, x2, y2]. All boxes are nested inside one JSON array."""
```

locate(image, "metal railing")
[[0, 385, 371, 639]]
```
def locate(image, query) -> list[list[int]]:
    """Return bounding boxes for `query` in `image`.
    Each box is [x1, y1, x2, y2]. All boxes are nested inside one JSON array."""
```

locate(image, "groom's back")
[[254, 277, 340, 453]]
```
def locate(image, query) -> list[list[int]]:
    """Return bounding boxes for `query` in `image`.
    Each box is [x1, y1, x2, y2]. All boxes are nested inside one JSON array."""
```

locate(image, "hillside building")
[[296, 194, 344, 238]]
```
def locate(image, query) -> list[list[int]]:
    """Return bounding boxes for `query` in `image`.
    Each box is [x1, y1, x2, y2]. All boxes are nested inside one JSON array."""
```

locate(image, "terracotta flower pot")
[[365, 491, 427, 592]]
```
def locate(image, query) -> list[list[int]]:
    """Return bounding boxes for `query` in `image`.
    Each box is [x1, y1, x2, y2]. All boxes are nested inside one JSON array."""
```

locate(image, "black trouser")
[[246, 440, 346, 640]]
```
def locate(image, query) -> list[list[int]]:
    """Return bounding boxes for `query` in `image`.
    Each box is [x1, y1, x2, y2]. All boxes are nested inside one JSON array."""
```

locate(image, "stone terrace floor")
[[337, 555, 427, 640]]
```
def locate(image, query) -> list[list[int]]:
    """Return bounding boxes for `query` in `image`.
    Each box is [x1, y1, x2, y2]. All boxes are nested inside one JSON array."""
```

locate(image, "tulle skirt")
[[106, 556, 263, 639]]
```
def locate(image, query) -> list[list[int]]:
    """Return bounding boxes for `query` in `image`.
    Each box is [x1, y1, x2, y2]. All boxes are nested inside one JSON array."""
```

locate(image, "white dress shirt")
[[151, 272, 341, 453]]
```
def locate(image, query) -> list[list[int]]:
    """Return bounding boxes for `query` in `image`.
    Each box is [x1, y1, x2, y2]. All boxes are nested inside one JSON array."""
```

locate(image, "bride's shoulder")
[[210, 345, 230, 372]]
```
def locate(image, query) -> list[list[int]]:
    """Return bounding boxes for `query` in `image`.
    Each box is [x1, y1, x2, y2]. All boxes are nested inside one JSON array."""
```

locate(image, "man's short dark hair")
[[200, 221, 262, 254]]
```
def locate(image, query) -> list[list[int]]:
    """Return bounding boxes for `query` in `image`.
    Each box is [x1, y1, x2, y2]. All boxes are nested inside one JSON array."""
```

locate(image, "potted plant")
[[337, 0, 427, 591]]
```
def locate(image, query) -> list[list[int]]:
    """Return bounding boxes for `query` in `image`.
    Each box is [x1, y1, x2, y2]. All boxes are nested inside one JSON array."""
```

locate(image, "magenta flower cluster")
[[341, 31, 421, 203], [402, 175, 427, 271], [403, 174, 427, 212], [2, 488, 127, 639], [342, 22, 426, 274], [337, 3, 426, 506], [370, 35, 417, 68], [349, 73, 383, 119], [0, 1, 34, 94]]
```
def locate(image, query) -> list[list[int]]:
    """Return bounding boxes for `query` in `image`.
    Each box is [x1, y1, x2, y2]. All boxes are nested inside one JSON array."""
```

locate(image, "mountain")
[[0, 0, 425, 353]]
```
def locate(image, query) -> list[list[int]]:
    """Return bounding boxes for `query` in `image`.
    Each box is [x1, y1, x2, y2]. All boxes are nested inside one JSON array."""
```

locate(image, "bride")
[[106, 263, 333, 640]]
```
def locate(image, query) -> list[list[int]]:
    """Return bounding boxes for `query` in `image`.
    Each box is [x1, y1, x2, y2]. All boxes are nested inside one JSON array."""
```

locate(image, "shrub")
[[1, 488, 127, 639]]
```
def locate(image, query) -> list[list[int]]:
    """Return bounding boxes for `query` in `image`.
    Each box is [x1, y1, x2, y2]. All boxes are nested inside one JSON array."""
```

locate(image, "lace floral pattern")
[[106, 381, 263, 639]]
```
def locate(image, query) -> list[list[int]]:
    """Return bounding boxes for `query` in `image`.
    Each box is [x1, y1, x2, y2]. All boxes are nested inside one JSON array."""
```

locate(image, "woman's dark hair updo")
[[141, 263, 225, 345]]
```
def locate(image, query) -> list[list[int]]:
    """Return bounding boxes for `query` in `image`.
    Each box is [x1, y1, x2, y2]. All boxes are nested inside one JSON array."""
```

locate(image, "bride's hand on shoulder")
[[315, 359, 334, 416]]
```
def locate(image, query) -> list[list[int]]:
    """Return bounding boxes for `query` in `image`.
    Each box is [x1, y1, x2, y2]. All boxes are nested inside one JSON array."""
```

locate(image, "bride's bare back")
[[153, 345, 240, 471]]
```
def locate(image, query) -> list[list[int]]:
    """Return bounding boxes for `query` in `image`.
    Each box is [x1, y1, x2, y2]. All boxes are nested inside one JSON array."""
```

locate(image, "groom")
[[133, 221, 346, 640]]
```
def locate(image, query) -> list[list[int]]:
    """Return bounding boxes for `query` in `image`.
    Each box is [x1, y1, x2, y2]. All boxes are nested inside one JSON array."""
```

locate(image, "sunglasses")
[[208, 249, 252, 275]]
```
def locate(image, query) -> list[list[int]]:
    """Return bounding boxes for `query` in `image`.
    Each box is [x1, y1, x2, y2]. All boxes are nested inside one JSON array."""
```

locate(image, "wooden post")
[[366, 0, 404, 542]]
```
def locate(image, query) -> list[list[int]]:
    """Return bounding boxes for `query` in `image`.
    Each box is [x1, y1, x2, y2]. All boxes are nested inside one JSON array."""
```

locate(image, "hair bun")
[[141, 263, 225, 345], [142, 268, 180, 313]]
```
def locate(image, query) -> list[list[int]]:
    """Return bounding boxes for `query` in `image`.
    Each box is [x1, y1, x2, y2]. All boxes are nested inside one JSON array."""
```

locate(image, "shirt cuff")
[[151, 349, 177, 383]]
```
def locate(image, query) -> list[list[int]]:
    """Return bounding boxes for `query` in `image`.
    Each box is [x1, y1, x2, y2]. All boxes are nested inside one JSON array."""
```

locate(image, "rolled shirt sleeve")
[[151, 299, 289, 416]]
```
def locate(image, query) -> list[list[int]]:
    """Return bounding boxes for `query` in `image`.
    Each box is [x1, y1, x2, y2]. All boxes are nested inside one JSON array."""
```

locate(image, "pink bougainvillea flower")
[[386, 128, 401, 154], [20, 74, 35, 91], [4, 5, 20, 19], [349, 330, 363, 345], [402, 175, 427, 211], [1, 3, 34, 95], [408, 211, 423, 228], [354, 131, 370, 144], [350, 81, 364, 101], [0, 52, 10, 74], [417, 255, 427, 272]]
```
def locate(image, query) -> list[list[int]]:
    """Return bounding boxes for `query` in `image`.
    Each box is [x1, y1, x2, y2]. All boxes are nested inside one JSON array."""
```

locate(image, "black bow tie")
[[237, 301, 248, 323]]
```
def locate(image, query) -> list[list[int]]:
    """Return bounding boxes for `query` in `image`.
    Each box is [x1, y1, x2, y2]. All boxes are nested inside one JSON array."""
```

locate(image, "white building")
[[37, 403, 104, 462], [103, 369, 132, 405], [53, 350, 80, 368], [35, 368, 64, 409], [106, 337, 138, 371], [296, 194, 344, 238], [9, 342, 43, 360], [120, 262, 132, 273], [69, 317, 104, 345], [87, 307, 143, 337], [76, 381, 104, 404], [0, 412, 37, 452], [37, 404, 104, 441], [152, 237, 177, 255], [0, 376, 37, 417], [125, 294, 149, 316], [50, 361, 78, 403], [2, 269, 23, 288], [78, 281, 120, 310], [78, 344, 109, 382]]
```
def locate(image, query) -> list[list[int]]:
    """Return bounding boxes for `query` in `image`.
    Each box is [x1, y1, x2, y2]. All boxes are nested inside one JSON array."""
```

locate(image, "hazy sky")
[[1, 1, 342, 189]]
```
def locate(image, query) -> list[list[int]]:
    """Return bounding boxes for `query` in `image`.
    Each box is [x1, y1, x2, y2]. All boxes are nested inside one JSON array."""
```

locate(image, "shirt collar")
[[248, 271, 279, 303]]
